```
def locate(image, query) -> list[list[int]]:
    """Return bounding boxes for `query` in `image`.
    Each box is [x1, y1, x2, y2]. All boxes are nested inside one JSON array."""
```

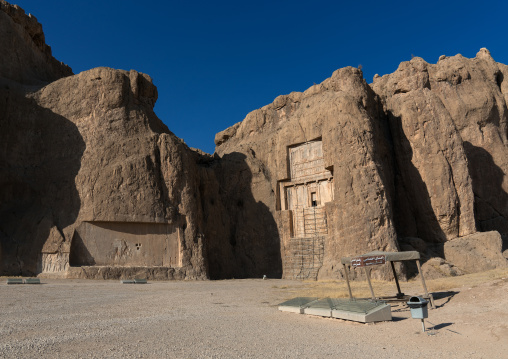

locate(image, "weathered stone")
[[0, 1, 72, 86], [443, 231, 508, 274], [419, 257, 463, 280], [0, 3, 209, 279], [372, 58, 476, 243], [2, 1, 508, 280], [429, 50, 508, 242], [216, 67, 399, 280], [372, 50, 508, 246]]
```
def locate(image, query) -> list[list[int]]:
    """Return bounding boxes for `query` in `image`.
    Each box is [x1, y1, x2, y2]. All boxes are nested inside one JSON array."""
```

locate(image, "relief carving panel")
[[288, 140, 332, 181], [69, 221, 181, 267], [279, 140, 334, 238]]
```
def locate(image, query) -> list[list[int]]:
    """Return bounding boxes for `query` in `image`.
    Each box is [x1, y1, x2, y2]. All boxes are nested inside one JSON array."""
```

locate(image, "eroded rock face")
[[0, 65, 212, 279], [215, 68, 400, 280], [372, 50, 508, 246], [0, 2, 76, 275], [2, 0, 507, 279], [217, 51, 508, 279], [371, 58, 476, 242], [0, 2, 210, 278], [0, 0, 72, 86]]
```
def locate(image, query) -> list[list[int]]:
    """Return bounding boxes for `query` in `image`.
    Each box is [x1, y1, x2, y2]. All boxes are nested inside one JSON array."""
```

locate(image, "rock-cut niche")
[[278, 139, 334, 279], [69, 221, 181, 268]]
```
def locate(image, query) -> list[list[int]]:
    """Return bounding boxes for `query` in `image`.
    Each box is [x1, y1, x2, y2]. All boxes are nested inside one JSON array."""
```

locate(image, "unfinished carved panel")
[[283, 235, 325, 280], [318, 180, 333, 204], [69, 221, 181, 267]]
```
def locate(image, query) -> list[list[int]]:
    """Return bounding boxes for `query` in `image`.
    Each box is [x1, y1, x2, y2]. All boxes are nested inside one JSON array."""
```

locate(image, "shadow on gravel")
[[427, 321, 462, 335], [391, 316, 408, 322], [432, 290, 459, 308], [431, 322, 453, 330]]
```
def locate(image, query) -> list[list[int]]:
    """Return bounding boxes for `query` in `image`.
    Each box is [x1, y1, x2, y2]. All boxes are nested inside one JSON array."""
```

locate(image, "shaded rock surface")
[[215, 67, 400, 280], [0, 1, 279, 280], [217, 50, 508, 278], [2, 1, 507, 279], [0, 0, 72, 86]]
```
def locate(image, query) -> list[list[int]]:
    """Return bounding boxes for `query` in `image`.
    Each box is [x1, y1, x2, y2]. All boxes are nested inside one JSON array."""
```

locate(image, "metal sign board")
[[351, 255, 386, 268]]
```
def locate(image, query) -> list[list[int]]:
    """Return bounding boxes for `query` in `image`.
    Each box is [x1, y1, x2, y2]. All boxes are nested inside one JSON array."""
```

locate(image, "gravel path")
[[1, 278, 506, 358]]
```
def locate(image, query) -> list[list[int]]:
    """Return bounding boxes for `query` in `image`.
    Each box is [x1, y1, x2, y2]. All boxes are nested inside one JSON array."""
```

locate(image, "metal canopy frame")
[[341, 251, 435, 308]]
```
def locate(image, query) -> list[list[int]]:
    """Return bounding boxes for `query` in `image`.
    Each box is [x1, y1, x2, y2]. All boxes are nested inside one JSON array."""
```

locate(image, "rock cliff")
[[215, 68, 400, 279], [0, 3, 209, 279], [216, 51, 508, 279], [371, 50, 508, 245], [0, 1, 282, 280], [0, 1, 72, 86], [1, 1, 507, 280]]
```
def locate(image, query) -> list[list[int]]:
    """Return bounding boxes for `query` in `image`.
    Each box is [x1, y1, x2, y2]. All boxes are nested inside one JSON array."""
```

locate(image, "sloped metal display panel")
[[278, 297, 318, 314], [280, 297, 392, 323]]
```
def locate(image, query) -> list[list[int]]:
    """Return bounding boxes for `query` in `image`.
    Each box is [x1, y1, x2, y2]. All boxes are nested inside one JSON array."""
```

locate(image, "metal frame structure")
[[341, 251, 435, 308]]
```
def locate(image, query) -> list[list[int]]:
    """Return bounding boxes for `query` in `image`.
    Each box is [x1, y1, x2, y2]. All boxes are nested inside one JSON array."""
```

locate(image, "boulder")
[[420, 257, 463, 280], [444, 231, 508, 273]]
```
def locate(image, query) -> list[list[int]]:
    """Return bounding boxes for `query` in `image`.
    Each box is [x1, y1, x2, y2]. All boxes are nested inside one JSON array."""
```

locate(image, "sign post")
[[350, 255, 386, 300]]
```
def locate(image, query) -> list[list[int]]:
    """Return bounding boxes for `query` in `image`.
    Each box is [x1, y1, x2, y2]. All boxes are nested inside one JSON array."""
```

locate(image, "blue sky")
[[14, 0, 507, 154]]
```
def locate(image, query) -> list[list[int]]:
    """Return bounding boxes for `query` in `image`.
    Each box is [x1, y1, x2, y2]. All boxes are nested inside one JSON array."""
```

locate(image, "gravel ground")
[[1, 278, 507, 358]]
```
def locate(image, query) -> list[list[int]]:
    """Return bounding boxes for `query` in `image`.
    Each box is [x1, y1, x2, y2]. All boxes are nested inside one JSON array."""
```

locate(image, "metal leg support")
[[390, 261, 404, 299], [343, 263, 353, 300], [364, 267, 376, 300], [416, 259, 435, 308]]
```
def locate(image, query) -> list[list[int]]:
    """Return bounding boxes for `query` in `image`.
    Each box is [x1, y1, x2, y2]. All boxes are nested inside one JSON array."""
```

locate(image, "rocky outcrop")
[[372, 50, 508, 245], [0, 2, 209, 278], [0, 0, 72, 86], [0, 65, 211, 279], [0, 1, 282, 280], [2, 1, 507, 280], [215, 67, 400, 280], [371, 57, 476, 242], [217, 51, 508, 279]]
